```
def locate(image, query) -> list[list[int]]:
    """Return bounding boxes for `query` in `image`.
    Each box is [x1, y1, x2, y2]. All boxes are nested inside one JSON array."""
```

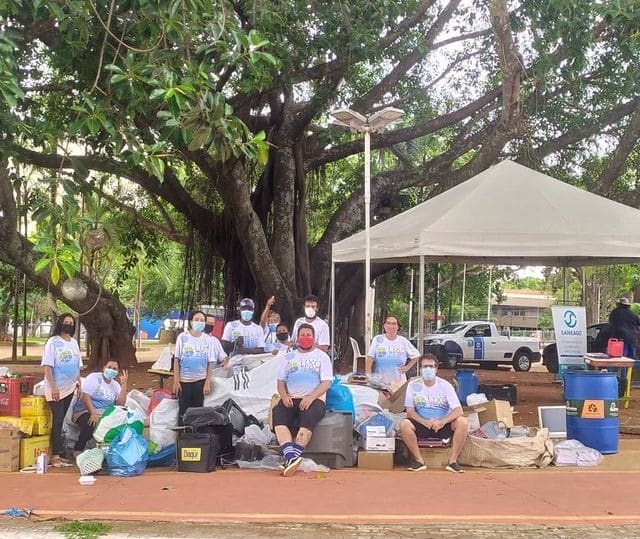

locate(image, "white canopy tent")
[[330, 160, 640, 357]]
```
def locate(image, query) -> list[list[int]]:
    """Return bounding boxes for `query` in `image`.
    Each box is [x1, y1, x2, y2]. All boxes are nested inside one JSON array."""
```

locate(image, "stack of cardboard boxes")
[[0, 378, 51, 470], [358, 425, 395, 470]]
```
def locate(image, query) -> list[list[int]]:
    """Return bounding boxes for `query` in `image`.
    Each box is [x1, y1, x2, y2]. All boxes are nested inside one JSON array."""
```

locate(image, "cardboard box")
[[0, 416, 34, 436], [0, 427, 21, 472], [365, 437, 396, 451], [31, 414, 52, 436], [464, 399, 513, 428], [378, 379, 410, 414], [357, 450, 394, 470], [395, 440, 450, 468], [19, 435, 50, 468], [20, 396, 48, 417]]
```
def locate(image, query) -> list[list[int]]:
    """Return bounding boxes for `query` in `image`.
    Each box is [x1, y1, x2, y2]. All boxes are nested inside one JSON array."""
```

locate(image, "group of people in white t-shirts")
[[41, 296, 467, 476]]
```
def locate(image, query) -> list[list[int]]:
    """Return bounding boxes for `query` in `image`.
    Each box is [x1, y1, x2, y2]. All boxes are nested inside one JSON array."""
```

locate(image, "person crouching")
[[272, 323, 333, 477]]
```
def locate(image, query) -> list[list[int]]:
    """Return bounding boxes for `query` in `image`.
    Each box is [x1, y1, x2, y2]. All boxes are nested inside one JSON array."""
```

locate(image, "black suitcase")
[[176, 430, 219, 473]]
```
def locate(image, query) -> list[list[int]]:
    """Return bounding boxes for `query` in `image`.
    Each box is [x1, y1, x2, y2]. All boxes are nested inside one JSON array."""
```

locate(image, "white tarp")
[[332, 160, 640, 266]]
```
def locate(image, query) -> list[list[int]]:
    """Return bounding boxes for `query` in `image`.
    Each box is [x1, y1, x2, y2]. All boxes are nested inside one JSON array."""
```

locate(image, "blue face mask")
[[268, 323, 277, 332], [192, 321, 206, 332], [422, 367, 437, 381], [103, 368, 118, 380], [240, 310, 254, 322]]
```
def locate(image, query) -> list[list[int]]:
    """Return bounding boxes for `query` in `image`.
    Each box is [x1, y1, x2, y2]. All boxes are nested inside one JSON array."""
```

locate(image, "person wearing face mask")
[[269, 323, 292, 355], [272, 324, 333, 476], [291, 294, 330, 352], [399, 354, 468, 474], [221, 298, 266, 356], [41, 312, 83, 467], [72, 359, 128, 453], [203, 313, 229, 368], [173, 310, 225, 421], [366, 315, 420, 391], [263, 312, 282, 352]]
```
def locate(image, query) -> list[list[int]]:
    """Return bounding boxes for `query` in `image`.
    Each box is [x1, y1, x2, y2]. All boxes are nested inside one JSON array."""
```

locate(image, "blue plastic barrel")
[[454, 369, 478, 406], [564, 371, 619, 454]]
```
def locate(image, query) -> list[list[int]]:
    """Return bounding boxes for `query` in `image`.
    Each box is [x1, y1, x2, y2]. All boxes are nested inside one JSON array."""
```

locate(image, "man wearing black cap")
[[221, 298, 266, 356], [608, 297, 640, 359]]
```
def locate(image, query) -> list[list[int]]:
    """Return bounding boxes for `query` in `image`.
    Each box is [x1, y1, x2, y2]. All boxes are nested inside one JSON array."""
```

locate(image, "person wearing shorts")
[[272, 323, 333, 477], [399, 354, 468, 473]]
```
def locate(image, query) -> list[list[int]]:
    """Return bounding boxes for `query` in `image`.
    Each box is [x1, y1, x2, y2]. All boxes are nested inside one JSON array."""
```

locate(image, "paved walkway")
[[1, 467, 639, 526]]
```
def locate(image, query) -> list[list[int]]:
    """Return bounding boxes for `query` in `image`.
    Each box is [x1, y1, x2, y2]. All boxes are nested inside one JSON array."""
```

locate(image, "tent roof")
[[332, 160, 640, 266]]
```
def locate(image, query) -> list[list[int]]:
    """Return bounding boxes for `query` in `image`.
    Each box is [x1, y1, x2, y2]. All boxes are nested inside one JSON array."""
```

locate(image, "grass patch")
[[53, 520, 112, 539]]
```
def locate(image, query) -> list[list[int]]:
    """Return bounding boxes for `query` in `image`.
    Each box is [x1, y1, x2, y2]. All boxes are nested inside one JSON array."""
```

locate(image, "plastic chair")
[[349, 337, 367, 373]]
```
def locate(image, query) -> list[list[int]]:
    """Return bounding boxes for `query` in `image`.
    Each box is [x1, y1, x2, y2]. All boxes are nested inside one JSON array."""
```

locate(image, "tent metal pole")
[[331, 259, 335, 363], [461, 263, 467, 321], [408, 267, 414, 337], [486, 266, 493, 320], [418, 256, 425, 355]]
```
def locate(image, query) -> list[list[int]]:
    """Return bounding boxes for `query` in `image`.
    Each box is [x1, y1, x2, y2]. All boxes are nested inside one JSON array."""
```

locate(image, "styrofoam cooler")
[[304, 411, 354, 468]]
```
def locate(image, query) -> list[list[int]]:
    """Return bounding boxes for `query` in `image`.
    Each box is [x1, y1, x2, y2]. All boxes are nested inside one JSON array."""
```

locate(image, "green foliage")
[[53, 520, 111, 539]]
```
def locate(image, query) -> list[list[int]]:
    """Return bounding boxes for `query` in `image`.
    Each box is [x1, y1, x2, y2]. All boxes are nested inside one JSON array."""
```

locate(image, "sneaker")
[[445, 461, 464, 473], [282, 456, 303, 477], [407, 460, 427, 472]]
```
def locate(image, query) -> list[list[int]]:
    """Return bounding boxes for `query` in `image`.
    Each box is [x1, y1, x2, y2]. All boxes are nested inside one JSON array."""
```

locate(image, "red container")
[[607, 338, 624, 357], [148, 388, 174, 414], [0, 376, 35, 417]]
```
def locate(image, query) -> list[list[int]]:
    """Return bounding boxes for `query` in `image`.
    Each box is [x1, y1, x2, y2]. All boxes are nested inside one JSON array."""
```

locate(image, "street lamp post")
[[330, 107, 405, 347]]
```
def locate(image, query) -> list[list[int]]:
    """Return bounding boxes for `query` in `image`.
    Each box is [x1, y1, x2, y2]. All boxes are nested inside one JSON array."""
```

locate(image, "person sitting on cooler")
[[272, 323, 333, 476]]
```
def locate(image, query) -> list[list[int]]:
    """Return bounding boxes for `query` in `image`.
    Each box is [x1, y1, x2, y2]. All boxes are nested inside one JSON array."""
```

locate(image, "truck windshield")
[[434, 323, 466, 334]]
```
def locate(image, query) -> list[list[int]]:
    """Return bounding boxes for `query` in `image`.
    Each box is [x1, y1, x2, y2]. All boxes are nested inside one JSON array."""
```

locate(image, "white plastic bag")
[[238, 424, 274, 446], [553, 439, 604, 467], [299, 458, 330, 473], [149, 397, 179, 450]]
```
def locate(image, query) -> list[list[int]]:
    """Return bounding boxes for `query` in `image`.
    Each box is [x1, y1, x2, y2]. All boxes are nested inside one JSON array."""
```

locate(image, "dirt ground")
[[2, 342, 639, 435]]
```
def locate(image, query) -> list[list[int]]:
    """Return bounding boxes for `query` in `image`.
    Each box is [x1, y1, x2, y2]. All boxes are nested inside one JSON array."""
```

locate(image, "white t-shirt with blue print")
[[74, 372, 122, 417], [404, 378, 461, 420], [222, 320, 266, 351], [367, 334, 419, 390], [175, 332, 220, 383], [277, 348, 333, 399], [41, 336, 83, 400]]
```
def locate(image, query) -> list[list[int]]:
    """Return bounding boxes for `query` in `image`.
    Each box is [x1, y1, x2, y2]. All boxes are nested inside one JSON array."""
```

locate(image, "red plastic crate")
[[0, 376, 35, 417]]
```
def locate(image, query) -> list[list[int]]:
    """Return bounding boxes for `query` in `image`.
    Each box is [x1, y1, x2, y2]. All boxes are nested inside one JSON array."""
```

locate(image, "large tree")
[[2, 0, 640, 365]]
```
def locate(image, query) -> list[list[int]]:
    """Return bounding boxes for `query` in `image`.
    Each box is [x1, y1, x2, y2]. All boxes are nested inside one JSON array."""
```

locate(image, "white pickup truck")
[[423, 321, 541, 371]]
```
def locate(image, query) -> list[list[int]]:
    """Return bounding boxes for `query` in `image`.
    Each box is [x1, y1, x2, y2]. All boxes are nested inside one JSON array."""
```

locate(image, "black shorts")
[[272, 398, 326, 431], [409, 418, 454, 440]]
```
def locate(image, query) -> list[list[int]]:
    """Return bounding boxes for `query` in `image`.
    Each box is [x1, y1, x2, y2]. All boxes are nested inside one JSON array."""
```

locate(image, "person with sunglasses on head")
[[366, 315, 420, 392], [173, 310, 225, 421], [72, 358, 128, 453], [272, 323, 333, 476], [399, 354, 468, 474], [41, 312, 83, 468], [221, 298, 266, 356]]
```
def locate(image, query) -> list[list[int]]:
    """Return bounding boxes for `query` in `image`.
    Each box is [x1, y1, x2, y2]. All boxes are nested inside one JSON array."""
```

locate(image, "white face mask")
[[304, 307, 316, 318]]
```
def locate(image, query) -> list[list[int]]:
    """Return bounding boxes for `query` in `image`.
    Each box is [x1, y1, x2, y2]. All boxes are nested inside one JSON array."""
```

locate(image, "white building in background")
[[492, 289, 555, 331]]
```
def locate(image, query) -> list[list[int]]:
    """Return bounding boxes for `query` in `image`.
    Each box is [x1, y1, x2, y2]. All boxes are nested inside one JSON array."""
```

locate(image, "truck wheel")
[[513, 350, 532, 372], [443, 355, 458, 369]]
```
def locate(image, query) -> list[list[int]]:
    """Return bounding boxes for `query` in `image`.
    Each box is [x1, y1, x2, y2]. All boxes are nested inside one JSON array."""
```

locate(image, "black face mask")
[[276, 333, 289, 342], [61, 323, 75, 335], [204, 324, 214, 335]]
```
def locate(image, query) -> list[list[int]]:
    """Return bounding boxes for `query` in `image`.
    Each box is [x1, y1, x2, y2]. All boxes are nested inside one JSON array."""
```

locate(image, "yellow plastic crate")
[[0, 416, 34, 436], [31, 414, 52, 436], [19, 435, 50, 468], [20, 396, 48, 417]]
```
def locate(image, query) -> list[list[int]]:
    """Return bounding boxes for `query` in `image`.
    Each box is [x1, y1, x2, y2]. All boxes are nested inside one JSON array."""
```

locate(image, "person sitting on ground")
[[399, 353, 468, 473], [608, 297, 640, 359], [272, 323, 333, 476], [291, 294, 330, 352], [366, 315, 420, 391], [221, 298, 266, 356], [72, 359, 128, 453]]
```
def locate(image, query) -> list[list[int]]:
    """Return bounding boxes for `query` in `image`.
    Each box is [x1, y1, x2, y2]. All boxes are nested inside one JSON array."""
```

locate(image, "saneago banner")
[[552, 306, 587, 368]]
